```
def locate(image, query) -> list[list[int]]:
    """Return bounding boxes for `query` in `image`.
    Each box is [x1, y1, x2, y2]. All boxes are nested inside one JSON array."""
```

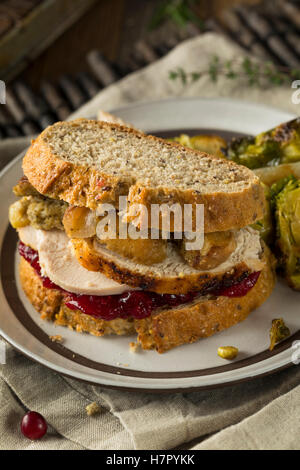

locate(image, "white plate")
[[0, 98, 299, 392]]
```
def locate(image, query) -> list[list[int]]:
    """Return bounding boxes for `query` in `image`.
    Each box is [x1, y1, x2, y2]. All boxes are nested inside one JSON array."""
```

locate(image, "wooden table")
[[17, 0, 261, 90]]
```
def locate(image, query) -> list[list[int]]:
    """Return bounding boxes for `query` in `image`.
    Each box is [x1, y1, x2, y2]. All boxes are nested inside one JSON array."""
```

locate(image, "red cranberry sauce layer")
[[19, 242, 60, 290], [19, 242, 261, 321]]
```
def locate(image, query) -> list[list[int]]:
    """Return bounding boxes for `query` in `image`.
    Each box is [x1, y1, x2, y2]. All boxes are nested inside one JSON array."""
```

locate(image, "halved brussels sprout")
[[269, 318, 290, 351], [271, 175, 300, 290], [226, 118, 300, 169]]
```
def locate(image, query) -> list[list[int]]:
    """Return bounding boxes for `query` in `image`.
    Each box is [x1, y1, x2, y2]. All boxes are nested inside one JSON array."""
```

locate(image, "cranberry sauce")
[[19, 242, 261, 320], [19, 242, 41, 275], [65, 291, 198, 321], [215, 271, 261, 298]]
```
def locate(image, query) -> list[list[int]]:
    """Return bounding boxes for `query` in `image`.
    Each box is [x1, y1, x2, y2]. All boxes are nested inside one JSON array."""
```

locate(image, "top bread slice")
[[23, 119, 265, 233]]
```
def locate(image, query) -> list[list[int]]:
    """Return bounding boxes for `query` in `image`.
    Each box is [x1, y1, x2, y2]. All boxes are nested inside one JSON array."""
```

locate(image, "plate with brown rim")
[[0, 97, 299, 392]]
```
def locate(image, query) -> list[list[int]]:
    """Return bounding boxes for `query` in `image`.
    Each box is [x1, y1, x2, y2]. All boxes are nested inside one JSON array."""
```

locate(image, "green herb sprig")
[[169, 55, 300, 87], [149, 0, 203, 30]]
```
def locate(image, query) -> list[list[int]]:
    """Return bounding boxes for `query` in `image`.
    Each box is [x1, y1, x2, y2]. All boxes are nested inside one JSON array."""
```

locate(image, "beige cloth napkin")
[[0, 32, 299, 450]]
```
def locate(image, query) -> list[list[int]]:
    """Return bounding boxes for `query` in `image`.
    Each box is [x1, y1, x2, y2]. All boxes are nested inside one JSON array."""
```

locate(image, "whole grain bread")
[[22, 119, 265, 233], [71, 227, 265, 294], [19, 245, 275, 353]]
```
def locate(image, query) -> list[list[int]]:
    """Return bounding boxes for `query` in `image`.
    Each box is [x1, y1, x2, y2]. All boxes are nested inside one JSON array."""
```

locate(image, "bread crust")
[[125, 181, 265, 233], [19, 256, 63, 321], [19, 246, 275, 353], [22, 119, 265, 233], [71, 237, 256, 294], [135, 246, 276, 352]]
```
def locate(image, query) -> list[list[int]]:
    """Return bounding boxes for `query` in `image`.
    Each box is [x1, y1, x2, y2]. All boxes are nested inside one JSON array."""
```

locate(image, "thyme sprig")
[[149, 0, 203, 30], [169, 56, 300, 87]]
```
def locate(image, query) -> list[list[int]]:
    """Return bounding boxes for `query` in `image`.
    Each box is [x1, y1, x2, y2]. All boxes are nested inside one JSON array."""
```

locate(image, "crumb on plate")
[[49, 335, 63, 344], [129, 342, 140, 353], [86, 402, 102, 416], [217, 346, 238, 360]]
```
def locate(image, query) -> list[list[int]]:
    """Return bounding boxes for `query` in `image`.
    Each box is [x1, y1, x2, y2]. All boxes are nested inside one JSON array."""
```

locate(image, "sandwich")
[[9, 119, 276, 353]]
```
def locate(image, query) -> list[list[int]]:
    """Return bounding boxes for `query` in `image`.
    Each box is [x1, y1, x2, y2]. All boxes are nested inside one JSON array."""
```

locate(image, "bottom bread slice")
[[19, 246, 275, 353], [135, 247, 275, 352]]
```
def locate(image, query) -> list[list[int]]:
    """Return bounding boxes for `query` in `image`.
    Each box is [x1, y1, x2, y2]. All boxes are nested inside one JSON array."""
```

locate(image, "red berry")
[[21, 411, 47, 440]]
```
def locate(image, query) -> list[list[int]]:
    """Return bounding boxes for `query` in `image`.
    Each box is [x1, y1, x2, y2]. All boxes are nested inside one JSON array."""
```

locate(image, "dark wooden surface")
[[18, 0, 262, 90], [0, 1, 43, 37], [21, 0, 125, 90]]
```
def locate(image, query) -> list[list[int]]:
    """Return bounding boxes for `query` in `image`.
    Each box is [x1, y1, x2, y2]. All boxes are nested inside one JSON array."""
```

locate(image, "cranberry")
[[21, 411, 48, 440]]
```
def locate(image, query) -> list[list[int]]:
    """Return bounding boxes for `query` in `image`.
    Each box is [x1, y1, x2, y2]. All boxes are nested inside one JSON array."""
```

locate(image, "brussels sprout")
[[270, 175, 295, 202], [189, 135, 227, 158], [251, 183, 274, 245], [226, 118, 300, 169], [271, 176, 300, 290], [171, 134, 227, 158], [172, 134, 193, 148], [269, 318, 290, 351]]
